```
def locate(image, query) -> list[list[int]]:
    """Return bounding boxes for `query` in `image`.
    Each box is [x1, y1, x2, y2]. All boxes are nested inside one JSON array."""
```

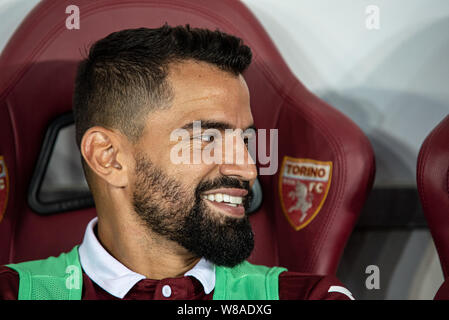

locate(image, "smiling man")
[[0, 25, 353, 300]]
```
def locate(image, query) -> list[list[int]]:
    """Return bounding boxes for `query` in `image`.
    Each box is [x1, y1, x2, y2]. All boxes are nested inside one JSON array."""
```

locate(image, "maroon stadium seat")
[[417, 115, 449, 294], [0, 0, 375, 275]]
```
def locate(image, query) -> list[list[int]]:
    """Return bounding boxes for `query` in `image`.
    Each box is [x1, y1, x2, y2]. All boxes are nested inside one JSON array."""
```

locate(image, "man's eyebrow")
[[180, 120, 256, 132]]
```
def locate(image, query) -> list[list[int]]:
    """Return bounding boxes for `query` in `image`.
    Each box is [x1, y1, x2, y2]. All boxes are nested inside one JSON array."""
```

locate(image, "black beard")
[[132, 153, 254, 267]]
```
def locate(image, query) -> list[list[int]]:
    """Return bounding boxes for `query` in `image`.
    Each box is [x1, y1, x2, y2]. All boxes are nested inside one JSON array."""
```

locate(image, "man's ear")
[[80, 126, 129, 188]]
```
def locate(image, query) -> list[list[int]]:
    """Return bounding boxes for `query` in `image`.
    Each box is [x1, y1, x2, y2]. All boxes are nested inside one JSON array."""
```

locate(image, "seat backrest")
[[417, 115, 449, 278], [0, 0, 375, 274]]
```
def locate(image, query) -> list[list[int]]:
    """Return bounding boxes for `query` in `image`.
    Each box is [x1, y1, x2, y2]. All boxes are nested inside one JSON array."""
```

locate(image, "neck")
[[95, 198, 200, 280]]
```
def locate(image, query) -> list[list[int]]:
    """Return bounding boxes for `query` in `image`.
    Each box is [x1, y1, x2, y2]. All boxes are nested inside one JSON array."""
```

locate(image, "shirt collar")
[[78, 217, 215, 299]]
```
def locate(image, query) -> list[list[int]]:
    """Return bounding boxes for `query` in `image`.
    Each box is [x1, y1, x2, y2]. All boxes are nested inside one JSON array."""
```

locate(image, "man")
[[0, 25, 353, 300]]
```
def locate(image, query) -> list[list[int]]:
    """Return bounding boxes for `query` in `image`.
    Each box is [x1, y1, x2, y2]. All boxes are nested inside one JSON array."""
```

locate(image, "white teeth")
[[229, 196, 242, 204], [203, 193, 243, 205], [225, 203, 237, 207], [215, 194, 223, 202]]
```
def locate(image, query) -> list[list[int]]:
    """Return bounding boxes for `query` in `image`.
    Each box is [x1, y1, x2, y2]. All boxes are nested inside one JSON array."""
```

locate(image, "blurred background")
[[1, 0, 448, 299]]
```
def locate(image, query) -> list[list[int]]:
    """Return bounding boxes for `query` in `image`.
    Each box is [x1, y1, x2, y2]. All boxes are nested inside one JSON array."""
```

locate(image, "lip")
[[204, 198, 245, 218], [202, 188, 248, 197]]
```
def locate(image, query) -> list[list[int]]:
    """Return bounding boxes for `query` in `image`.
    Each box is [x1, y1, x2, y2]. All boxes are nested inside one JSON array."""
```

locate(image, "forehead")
[[150, 60, 253, 130]]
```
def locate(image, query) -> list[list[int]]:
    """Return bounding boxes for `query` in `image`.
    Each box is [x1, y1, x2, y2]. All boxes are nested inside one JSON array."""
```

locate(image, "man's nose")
[[218, 135, 257, 183]]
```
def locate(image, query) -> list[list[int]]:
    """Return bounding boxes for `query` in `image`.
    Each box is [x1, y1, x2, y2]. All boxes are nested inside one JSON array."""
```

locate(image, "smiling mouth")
[[202, 193, 243, 206], [201, 190, 246, 217]]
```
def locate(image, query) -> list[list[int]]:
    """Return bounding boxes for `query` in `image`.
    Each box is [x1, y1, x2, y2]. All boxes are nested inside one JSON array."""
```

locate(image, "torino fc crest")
[[279, 157, 332, 231]]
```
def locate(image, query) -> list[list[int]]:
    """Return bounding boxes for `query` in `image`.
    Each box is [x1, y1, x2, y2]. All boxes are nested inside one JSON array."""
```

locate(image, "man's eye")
[[201, 134, 215, 142], [243, 134, 255, 146]]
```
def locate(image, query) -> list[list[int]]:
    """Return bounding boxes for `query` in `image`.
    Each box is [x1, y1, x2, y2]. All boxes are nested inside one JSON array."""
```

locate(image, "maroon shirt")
[[434, 279, 449, 300], [0, 265, 352, 300]]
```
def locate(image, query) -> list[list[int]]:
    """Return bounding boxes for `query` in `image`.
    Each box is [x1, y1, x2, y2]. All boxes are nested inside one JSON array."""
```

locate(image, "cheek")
[[168, 162, 217, 189], [141, 135, 217, 189]]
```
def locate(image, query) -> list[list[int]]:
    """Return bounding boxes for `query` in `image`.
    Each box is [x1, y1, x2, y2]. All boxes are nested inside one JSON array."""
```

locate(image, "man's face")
[[131, 61, 257, 267]]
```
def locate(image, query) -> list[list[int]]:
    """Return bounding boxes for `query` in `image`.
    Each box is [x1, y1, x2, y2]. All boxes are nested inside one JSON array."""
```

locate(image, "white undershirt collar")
[[78, 217, 215, 299]]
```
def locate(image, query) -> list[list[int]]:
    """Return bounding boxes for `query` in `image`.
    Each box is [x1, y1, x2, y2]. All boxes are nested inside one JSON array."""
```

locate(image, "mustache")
[[195, 176, 253, 210]]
